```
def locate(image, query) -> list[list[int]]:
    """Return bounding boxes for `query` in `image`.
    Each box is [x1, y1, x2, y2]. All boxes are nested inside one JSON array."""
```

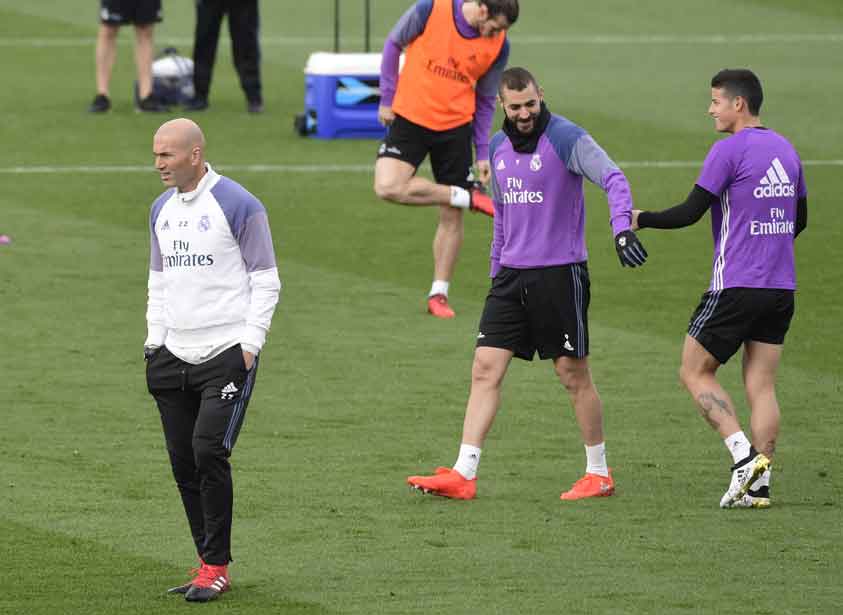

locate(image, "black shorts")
[[476, 264, 590, 361], [376, 114, 474, 189], [688, 287, 795, 364], [100, 0, 162, 25]]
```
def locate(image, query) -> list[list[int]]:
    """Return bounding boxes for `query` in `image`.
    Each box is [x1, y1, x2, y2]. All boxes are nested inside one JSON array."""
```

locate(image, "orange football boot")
[[407, 467, 476, 500], [560, 470, 614, 500], [427, 294, 456, 319]]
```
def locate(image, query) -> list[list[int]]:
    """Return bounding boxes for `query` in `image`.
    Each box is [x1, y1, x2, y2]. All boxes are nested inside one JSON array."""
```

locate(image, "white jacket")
[[145, 164, 281, 364]]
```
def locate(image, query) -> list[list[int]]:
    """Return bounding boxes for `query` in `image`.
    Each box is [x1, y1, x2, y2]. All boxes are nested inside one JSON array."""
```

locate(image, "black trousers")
[[192, 0, 262, 103], [146, 344, 258, 565]]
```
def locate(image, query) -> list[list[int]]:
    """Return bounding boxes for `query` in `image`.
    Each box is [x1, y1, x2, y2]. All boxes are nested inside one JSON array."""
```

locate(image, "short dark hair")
[[480, 0, 519, 25], [711, 69, 763, 116], [498, 66, 539, 98]]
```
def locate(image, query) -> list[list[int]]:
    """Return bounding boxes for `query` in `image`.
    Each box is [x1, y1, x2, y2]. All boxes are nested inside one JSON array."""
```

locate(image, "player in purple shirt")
[[407, 67, 647, 501], [633, 69, 808, 508]]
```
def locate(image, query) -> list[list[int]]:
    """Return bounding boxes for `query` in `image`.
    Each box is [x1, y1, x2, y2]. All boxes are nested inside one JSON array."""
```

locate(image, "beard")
[[514, 111, 541, 134]]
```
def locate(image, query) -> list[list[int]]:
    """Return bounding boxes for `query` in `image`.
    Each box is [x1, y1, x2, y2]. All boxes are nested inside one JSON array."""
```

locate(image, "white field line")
[[1, 161, 842, 174], [1, 33, 842, 47]]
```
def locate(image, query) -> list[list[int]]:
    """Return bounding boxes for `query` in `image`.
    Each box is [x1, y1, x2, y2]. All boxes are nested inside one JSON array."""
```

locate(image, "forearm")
[[603, 169, 632, 235], [638, 185, 715, 229], [242, 268, 281, 354]]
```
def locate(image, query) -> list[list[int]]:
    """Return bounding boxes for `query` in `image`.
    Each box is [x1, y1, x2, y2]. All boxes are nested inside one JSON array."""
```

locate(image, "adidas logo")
[[753, 157, 795, 199], [210, 577, 227, 591], [496, 159, 506, 171], [221, 382, 238, 400], [563, 334, 574, 352]]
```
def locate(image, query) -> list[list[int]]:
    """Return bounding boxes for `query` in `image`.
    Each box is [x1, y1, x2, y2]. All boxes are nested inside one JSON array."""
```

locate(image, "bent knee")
[[373, 178, 403, 202]]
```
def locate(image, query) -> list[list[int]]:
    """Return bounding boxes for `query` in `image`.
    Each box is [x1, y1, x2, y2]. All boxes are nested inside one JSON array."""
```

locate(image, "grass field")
[[1, 1, 842, 613]]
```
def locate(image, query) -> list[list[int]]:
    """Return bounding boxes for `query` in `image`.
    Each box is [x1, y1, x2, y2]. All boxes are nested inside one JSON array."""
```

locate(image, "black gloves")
[[614, 230, 648, 267]]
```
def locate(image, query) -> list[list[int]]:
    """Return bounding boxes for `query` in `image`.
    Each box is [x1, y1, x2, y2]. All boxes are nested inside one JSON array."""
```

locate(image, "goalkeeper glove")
[[614, 230, 648, 267]]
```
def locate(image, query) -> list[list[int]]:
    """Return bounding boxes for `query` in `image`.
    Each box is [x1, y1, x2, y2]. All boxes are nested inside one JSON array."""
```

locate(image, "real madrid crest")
[[530, 153, 542, 172], [197, 214, 211, 232]]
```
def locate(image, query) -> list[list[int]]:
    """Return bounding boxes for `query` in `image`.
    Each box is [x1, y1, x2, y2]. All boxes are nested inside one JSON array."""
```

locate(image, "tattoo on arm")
[[696, 392, 736, 429]]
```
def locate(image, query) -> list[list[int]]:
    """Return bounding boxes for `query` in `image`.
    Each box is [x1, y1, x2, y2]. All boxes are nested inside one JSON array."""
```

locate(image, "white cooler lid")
[[304, 52, 403, 75]]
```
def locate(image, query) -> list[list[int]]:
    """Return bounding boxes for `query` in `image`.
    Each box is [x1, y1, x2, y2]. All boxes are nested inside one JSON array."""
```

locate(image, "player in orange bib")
[[374, 0, 518, 319]]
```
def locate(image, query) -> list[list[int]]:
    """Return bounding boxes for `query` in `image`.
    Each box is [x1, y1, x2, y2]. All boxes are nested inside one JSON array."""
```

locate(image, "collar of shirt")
[[454, 0, 480, 38], [178, 163, 218, 203]]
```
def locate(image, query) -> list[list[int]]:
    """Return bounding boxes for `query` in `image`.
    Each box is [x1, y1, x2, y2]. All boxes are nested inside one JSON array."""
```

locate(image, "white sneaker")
[[719, 451, 770, 509]]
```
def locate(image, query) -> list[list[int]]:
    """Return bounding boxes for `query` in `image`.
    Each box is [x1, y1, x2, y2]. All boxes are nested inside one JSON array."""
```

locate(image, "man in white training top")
[[144, 118, 281, 602]]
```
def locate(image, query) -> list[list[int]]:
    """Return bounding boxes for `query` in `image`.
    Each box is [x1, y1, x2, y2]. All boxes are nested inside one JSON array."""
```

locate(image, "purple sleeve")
[[472, 40, 509, 160], [602, 169, 633, 235], [239, 211, 277, 272], [473, 95, 496, 161], [212, 178, 277, 272], [566, 134, 632, 235], [488, 132, 506, 277], [695, 141, 733, 197], [149, 189, 172, 272], [379, 37, 402, 107]]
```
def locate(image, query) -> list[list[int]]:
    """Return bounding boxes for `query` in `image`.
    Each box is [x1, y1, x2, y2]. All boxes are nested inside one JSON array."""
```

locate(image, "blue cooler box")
[[297, 52, 387, 139]]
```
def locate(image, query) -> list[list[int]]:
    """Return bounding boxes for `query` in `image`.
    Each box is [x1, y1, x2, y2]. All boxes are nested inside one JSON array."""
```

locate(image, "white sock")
[[453, 443, 481, 480], [429, 280, 450, 297], [585, 442, 609, 477], [724, 431, 752, 464], [449, 186, 470, 208]]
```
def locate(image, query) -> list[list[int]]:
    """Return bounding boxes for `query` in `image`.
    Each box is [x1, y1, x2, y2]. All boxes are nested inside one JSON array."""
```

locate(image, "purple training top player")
[[407, 67, 647, 501], [633, 68, 808, 509]]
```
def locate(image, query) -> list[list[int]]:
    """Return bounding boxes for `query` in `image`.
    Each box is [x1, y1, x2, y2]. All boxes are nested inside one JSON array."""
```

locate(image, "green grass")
[[1, 1, 842, 613]]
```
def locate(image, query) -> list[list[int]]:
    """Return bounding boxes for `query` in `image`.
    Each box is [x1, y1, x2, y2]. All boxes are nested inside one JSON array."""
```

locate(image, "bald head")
[[155, 118, 206, 151], [153, 118, 208, 192]]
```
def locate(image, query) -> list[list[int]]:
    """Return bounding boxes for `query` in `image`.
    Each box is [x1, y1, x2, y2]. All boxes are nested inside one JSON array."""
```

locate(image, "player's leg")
[[733, 290, 793, 508], [146, 347, 206, 592], [133, 24, 155, 100], [408, 269, 525, 498], [555, 356, 615, 499], [427, 204, 464, 317], [425, 122, 477, 317], [731, 341, 782, 508], [226, 0, 262, 111], [91, 9, 121, 112], [132, 2, 167, 111], [373, 156, 443, 204], [520, 264, 610, 499], [743, 341, 783, 459], [373, 115, 448, 206], [184, 345, 259, 602], [679, 336, 742, 438], [407, 347, 512, 499], [461, 346, 514, 447], [681, 289, 770, 507]]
